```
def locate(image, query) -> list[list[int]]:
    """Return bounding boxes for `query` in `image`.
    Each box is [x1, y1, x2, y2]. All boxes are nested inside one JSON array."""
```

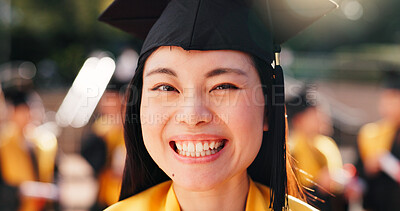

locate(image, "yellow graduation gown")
[[289, 133, 343, 188], [358, 120, 400, 210], [0, 123, 43, 211], [358, 120, 398, 162], [105, 178, 317, 211], [91, 116, 125, 206]]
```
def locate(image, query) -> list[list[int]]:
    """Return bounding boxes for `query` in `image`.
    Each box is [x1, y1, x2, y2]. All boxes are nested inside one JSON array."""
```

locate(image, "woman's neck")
[[173, 172, 249, 211]]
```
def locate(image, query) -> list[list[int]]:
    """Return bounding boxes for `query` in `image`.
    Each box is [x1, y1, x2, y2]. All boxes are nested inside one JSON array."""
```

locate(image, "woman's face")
[[140, 46, 267, 191], [379, 89, 400, 124]]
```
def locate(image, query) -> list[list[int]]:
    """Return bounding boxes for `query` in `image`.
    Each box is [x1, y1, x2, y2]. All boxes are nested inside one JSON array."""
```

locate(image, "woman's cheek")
[[213, 98, 262, 143], [141, 93, 172, 152], [229, 90, 264, 147], [228, 89, 264, 125], [141, 89, 176, 122]]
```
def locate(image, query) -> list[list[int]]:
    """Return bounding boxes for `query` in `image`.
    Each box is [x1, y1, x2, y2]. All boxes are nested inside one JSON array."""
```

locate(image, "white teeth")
[[203, 143, 209, 151], [178, 149, 215, 157], [175, 140, 226, 157], [188, 142, 195, 152], [196, 143, 203, 152], [209, 141, 215, 149], [176, 143, 182, 151]]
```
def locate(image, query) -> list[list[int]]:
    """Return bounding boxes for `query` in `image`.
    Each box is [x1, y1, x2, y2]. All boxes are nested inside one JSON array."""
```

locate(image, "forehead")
[[144, 46, 254, 73]]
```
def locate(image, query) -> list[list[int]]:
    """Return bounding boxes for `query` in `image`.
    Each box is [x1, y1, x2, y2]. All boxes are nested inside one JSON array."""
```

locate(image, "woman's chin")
[[172, 173, 225, 192]]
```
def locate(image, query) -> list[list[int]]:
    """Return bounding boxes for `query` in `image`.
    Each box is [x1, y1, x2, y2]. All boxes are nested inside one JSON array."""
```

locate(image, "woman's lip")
[[168, 134, 228, 142], [170, 140, 228, 164], [168, 134, 229, 164]]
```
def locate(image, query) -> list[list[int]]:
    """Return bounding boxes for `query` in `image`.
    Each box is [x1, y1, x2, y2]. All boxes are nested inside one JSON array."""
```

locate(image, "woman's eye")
[[151, 84, 179, 93], [211, 83, 239, 92]]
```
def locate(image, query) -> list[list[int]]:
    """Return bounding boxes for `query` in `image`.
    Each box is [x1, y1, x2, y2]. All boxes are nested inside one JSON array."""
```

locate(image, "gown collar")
[[165, 177, 271, 211]]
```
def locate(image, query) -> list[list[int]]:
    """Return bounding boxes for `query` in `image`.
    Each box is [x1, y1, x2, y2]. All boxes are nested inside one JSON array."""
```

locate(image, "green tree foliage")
[[1, 0, 400, 84], [1, 0, 137, 83], [286, 0, 400, 51]]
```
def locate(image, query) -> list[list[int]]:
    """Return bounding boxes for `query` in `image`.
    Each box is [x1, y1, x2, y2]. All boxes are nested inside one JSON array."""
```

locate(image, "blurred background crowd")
[[0, 0, 400, 210]]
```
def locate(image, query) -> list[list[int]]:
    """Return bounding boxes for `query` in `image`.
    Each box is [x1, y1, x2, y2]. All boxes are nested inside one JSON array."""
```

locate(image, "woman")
[[286, 88, 347, 210], [99, 0, 338, 210]]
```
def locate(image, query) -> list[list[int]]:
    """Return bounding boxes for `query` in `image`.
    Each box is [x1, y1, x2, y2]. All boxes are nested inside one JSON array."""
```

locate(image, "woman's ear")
[[263, 117, 269, 131]]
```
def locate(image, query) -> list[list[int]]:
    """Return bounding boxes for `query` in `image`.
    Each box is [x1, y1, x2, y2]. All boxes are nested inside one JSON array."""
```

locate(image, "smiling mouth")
[[170, 139, 227, 158]]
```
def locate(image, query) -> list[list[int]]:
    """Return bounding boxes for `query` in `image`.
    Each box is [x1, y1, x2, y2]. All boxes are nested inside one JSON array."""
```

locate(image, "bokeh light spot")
[[342, 0, 364, 21]]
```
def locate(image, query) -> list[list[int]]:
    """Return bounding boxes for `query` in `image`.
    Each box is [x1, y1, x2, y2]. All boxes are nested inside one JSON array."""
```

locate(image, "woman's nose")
[[174, 89, 213, 127]]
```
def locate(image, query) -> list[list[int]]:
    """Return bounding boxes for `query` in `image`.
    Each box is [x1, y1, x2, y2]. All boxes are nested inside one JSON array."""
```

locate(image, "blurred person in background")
[[0, 88, 43, 211], [0, 83, 21, 210], [287, 87, 348, 211], [80, 79, 126, 210], [358, 70, 400, 210], [0, 82, 58, 211], [0, 84, 7, 127]]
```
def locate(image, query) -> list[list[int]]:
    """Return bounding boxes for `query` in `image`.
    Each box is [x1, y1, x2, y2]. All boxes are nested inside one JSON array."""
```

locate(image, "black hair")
[[3, 89, 30, 107], [120, 49, 292, 210], [285, 88, 316, 124]]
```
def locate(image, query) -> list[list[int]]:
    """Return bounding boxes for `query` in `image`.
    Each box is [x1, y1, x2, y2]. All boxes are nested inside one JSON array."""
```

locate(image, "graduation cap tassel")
[[270, 44, 288, 210]]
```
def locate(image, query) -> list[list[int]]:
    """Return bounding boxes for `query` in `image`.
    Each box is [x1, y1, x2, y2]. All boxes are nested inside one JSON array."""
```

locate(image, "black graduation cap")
[[99, 0, 338, 61], [98, 0, 338, 209]]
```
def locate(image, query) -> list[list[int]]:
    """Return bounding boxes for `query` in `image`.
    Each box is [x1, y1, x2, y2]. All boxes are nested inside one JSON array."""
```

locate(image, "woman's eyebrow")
[[144, 67, 248, 78], [145, 68, 178, 77], [205, 68, 248, 78]]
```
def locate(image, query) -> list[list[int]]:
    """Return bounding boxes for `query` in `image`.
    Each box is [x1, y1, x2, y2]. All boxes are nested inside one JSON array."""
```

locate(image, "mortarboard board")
[[99, 0, 338, 62], [99, 0, 338, 209]]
